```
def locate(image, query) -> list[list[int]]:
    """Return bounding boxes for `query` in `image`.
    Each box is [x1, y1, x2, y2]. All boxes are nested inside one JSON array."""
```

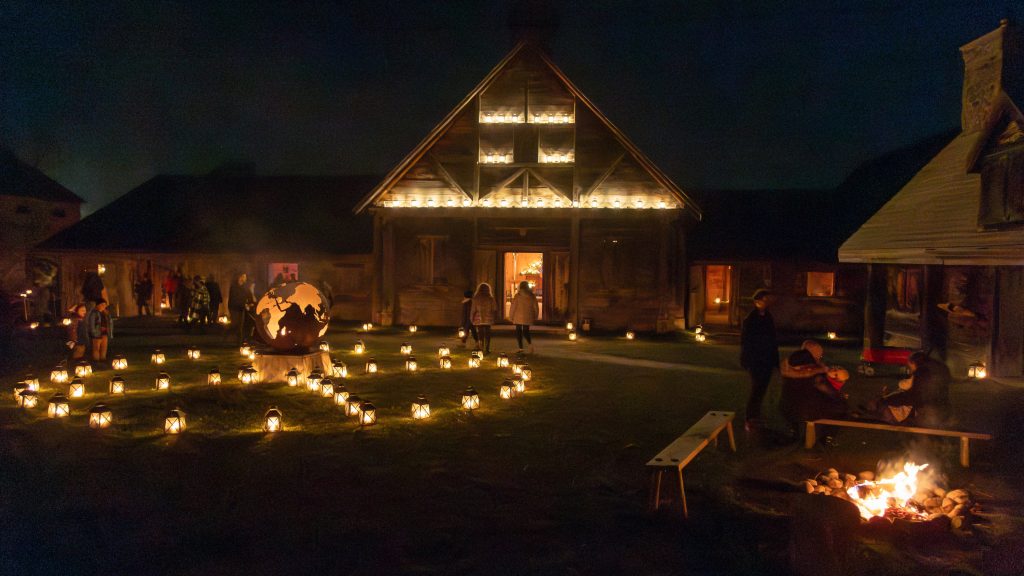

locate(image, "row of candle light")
[[382, 196, 679, 209], [479, 112, 574, 124]]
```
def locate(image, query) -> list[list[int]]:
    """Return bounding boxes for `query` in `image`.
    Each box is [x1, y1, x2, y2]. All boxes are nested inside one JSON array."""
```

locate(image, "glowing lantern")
[[286, 368, 300, 387], [411, 394, 430, 420], [514, 378, 526, 395], [409, 325, 418, 333], [511, 361, 522, 375], [626, 331, 635, 340], [345, 395, 362, 417], [362, 322, 373, 331], [400, 343, 413, 355], [69, 378, 86, 398], [320, 378, 335, 398], [331, 360, 348, 378], [23, 375, 40, 391], [29, 321, 39, 330], [694, 325, 703, 335], [50, 366, 69, 384], [240, 366, 258, 385], [164, 408, 186, 434], [520, 366, 533, 382], [151, 350, 166, 365], [457, 327, 467, 339], [112, 355, 128, 370], [439, 355, 453, 370], [365, 358, 378, 374], [89, 404, 112, 429], [354, 340, 365, 354], [74, 361, 92, 378], [566, 322, 574, 331], [263, 407, 283, 432], [240, 343, 253, 357], [968, 361, 987, 380], [358, 402, 377, 426], [405, 356, 418, 372], [18, 390, 39, 408], [47, 393, 70, 418], [207, 369, 221, 386], [468, 356, 481, 369], [333, 384, 350, 407], [438, 343, 450, 357], [13, 382, 28, 400], [97, 263, 106, 275], [319, 341, 330, 353], [62, 317, 72, 326], [109, 375, 126, 394], [500, 380, 515, 399], [217, 315, 231, 325], [155, 372, 170, 390], [496, 353, 509, 368], [307, 370, 323, 392], [568, 330, 578, 341], [187, 346, 201, 360], [461, 387, 480, 411], [695, 332, 707, 343]]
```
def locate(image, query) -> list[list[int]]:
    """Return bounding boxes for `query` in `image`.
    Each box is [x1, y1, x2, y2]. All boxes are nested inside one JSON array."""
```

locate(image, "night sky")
[[1, 0, 1018, 213]]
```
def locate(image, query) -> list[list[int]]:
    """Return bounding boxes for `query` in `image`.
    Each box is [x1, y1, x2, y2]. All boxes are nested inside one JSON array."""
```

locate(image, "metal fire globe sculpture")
[[253, 281, 331, 352]]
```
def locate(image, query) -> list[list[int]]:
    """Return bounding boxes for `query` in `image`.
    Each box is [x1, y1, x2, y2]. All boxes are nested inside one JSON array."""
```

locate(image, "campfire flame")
[[846, 461, 929, 520]]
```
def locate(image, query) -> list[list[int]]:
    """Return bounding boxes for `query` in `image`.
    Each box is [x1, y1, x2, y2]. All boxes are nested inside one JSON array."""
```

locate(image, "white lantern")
[[155, 372, 171, 390], [112, 355, 128, 370], [50, 366, 69, 385], [320, 378, 335, 398], [405, 356, 418, 372], [109, 375, 126, 394], [264, 407, 283, 432], [626, 331, 635, 340], [62, 318, 72, 326], [29, 321, 39, 330], [68, 378, 86, 398], [23, 375, 40, 391], [566, 322, 574, 331], [187, 346, 201, 360], [89, 404, 113, 429], [97, 263, 106, 275], [461, 387, 480, 411], [286, 368, 300, 387], [208, 369, 221, 386], [439, 356, 453, 370], [438, 343, 450, 357], [18, 390, 39, 408], [240, 343, 253, 357], [968, 361, 987, 379], [331, 360, 348, 379], [826, 331, 837, 340], [457, 327, 467, 339], [47, 393, 70, 418], [354, 340, 365, 354], [400, 343, 413, 355], [333, 385, 350, 407], [307, 370, 323, 392], [240, 366, 257, 385], [513, 378, 526, 395], [468, 356, 481, 369], [358, 402, 377, 426], [75, 361, 92, 378], [345, 395, 362, 418], [695, 332, 707, 343], [411, 394, 430, 420], [496, 353, 509, 368], [500, 380, 515, 400], [151, 350, 166, 365], [520, 366, 533, 381], [13, 382, 28, 400], [164, 408, 186, 434], [409, 325, 418, 333], [218, 314, 231, 325], [319, 341, 330, 353], [568, 330, 578, 341], [365, 358, 378, 374], [362, 322, 373, 331]]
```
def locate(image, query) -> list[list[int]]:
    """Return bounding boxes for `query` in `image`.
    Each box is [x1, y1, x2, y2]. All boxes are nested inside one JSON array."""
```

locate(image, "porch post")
[[864, 263, 887, 350], [569, 215, 581, 326], [920, 265, 946, 360]]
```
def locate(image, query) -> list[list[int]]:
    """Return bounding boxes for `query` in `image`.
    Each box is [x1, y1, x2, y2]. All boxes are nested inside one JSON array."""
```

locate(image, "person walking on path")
[[134, 273, 153, 316], [206, 274, 223, 321], [66, 304, 88, 362], [459, 289, 479, 348], [470, 282, 497, 355], [86, 299, 112, 365], [740, 288, 779, 431], [509, 280, 539, 353]]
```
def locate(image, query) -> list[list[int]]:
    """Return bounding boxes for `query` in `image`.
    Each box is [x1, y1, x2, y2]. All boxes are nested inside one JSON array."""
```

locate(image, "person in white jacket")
[[508, 281, 539, 353]]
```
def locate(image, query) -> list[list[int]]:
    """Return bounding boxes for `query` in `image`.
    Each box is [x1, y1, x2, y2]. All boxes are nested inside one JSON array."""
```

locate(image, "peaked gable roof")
[[355, 41, 700, 218], [0, 148, 83, 204]]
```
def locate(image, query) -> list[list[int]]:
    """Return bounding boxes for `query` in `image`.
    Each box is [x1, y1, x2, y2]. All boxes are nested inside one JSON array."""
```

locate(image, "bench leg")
[[677, 467, 688, 519], [804, 422, 816, 449], [726, 421, 737, 452], [960, 437, 970, 468], [648, 470, 663, 512]]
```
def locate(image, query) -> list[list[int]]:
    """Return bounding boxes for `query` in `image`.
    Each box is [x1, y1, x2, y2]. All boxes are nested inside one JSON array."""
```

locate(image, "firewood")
[[827, 468, 840, 480], [828, 478, 843, 490], [857, 471, 874, 482], [945, 489, 968, 503], [927, 512, 945, 521], [948, 504, 966, 518], [804, 480, 816, 493], [924, 497, 943, 510], [932, 487, 946, 498], [941, 497, 955, 514], [844, 474, 857, 488]]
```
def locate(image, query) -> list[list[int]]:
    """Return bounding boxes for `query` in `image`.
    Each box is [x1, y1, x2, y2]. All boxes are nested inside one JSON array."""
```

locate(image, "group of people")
[[157, 270, 223, 327], [740, 288, 952, 446], [459, 281, 539, 354], [65, 299, 113, 366]]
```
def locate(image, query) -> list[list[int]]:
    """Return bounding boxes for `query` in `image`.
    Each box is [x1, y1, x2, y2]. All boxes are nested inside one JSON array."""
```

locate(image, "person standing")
[[459, 289, 478, 348], [740, 288, 779, 431], [470, 282, 497, 355], [66, 304, 88, 362], [86, 299, 112, 365], [134, 273, 153, 316], [162, 270, 179, 312], [228, 272, 254, 343], [509, 280, 539, 353], [206, 274, 223, 320], [187, 275, 211, 331]]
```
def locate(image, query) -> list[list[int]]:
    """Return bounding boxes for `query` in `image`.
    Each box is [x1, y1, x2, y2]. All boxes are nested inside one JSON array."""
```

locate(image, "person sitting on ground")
[[779, 340, 849, 444], [864, 351, 950, 426]]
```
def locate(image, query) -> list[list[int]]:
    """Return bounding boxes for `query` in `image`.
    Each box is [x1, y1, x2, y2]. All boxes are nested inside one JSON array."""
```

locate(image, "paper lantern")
[[566, 321, 574, 331], [409, 325, 418, 333], [50, 366, 69, 385], [155, 372, 171, 390], [187, 346, 201, 360], [439, 356, 453, 370], [400, 343, 413, 356], [151, 350, 166, 365], [111, 355, 128, 370], [568, 331, 578, 342], [333, 384, 350, 406], [520, 366, 533, 381], [286, 368, 300, 387], [18, 390, 39, 408], [74, 361, 92, 378], [411, 394, 430, 420], [364, 358, 378, 374], [457, 327, 466, 339], [405, 356, 418, 372], [626, 331, 635, 340], [319, 341, 331, 353], [500, 380, 515, 399], [826, 331, 837, 340], [23, 375, 40, 391], [164, 408, 186, 434], [514, 378, 526, 395], [207, 369, 221, 386], [89, 404, 112, 429], [354, 340, 365, 354], [331, 360, 348, 379], [438, 344, 450, 357], [320, 378, 334, 398], [69, 378, 86, 398], [109, 375, 126, 394], [461, 387, 480, 411], [358, 402, 377, 426], [264, 407, 283, 432], [968, 361, 987, 379], [345, 394, 362, 417], [496, 353, 509, 368], [47, 393, 70, 418]]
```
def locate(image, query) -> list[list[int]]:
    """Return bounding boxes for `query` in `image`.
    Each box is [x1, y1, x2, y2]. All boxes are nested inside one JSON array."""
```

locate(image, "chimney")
[[959, 20, 1017, 133]]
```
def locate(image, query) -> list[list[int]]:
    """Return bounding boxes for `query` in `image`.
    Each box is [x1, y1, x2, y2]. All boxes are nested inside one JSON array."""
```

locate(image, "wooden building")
[[840, 21, 1024, 378], [355, 41, 701, 331]]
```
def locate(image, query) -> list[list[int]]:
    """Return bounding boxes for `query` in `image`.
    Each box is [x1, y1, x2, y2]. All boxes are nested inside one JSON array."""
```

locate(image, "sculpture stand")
[[253, 350, 331, 383]]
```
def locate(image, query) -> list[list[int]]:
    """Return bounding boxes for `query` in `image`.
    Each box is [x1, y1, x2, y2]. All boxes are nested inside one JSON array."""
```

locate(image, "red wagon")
[[858, 347, 913, 377]]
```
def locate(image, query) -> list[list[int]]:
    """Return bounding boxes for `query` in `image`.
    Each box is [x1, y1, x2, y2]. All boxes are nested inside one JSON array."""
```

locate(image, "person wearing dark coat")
[[228, 273, 255, 344], [740, 288, 779, 430], [779, 342, 849, 444], [867, 351, 951, 426], [134, 274, 153, 316], [206, 274, 223, 319], [459, 289, 479, 347]]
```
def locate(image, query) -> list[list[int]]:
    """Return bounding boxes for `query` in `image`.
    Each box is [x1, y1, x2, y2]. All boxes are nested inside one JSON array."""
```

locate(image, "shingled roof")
[[37, 175, 379, 255], [0, 148, 83, 204]]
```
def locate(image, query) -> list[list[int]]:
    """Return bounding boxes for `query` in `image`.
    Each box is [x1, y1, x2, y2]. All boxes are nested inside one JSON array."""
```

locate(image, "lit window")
[[806, 272, 835, 297]]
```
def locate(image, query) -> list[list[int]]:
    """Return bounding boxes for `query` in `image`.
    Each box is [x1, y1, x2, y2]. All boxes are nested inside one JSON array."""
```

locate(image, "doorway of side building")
[[502, 252, 544, 321], [704, 264, 732, 325]]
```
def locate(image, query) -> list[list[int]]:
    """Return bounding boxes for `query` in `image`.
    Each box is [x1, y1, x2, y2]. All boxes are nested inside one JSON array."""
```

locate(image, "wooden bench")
[[647, 411, 736, 518], [804, 419, 993, 467]]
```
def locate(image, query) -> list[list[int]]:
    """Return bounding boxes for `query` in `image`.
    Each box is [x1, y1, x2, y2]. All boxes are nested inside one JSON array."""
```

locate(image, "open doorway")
[[704, 264, 732, 325], [502, 252, 543, 321]]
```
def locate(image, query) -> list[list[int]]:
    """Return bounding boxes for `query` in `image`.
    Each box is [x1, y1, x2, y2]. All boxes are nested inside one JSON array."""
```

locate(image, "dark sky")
[[1, 0, 1018, 213]]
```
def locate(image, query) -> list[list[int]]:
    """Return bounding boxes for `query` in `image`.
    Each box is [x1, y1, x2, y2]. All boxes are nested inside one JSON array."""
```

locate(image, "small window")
[[51, 208, 67, 218], [16, 205, 30, 214], [806, 271, 835, 297]]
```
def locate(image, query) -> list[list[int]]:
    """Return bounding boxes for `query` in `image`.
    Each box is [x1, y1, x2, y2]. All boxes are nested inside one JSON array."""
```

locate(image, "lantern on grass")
[[409, 325, 418, 333], [695, 332, 707, 343], [69, 378, 86, 398], [400, 343, 413, 355], [109, 375, 126, 394], [826, 331, 837, 341], [439, 355, 453, 370], [626, 331, 635, 340], [19, 389, 39, 408], [29, 322, 39, 330], [968, 361, 987, 380], [75, 360, 92, 378], [307, 370, 323, 392], [187, 346, 201, 360], [468, 356, 481, 369], [438, 343, 450, 357], [151, 350, 166, 365], [207, 368, 221, 386], [345, 395, 363, 417], [514, 378, 526, 395], [331, 360, 348, 379], [286, 368, 300, 387], [240, 343, 253, 357], [319, 341, 331, 353], [263, 407, 283, 432], [520, 365, 533, 382], [155, 372, 171, 390], [218, 314, 230, 325], [500, 380, 515, 399], [358, 402, 377, 426], [164, 408, 186, 434], [457, 327, 466, 339], [23, 375, 40, 391], [333, 384, 350, 407], [461, 387, 480, 411], [568, 330, 578, 342], [405, 356, 418, 372], [111, 355, 128, 370], [13, 382, 28, 400], [566, 321, 574, 331], [365, 358, 378, 374], [411, 394, 430, 420], [62, 317, 72, 327], [496, 353, 509, 368], [50, 365, 69, 385], [362, 322, 373, 331], [240, 366, 258, 385], [354, 340, 365, 354], [48, 393, 70, 418], [89, 404, 112, 429], [320, 378, 335, 398]]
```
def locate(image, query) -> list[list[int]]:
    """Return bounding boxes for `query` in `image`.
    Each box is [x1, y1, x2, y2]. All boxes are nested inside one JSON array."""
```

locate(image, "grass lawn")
[[2, 319, 1023, 575]]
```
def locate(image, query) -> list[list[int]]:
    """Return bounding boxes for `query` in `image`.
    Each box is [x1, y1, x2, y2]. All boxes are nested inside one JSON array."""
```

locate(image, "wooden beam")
[[864, 264, 887, 350]]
